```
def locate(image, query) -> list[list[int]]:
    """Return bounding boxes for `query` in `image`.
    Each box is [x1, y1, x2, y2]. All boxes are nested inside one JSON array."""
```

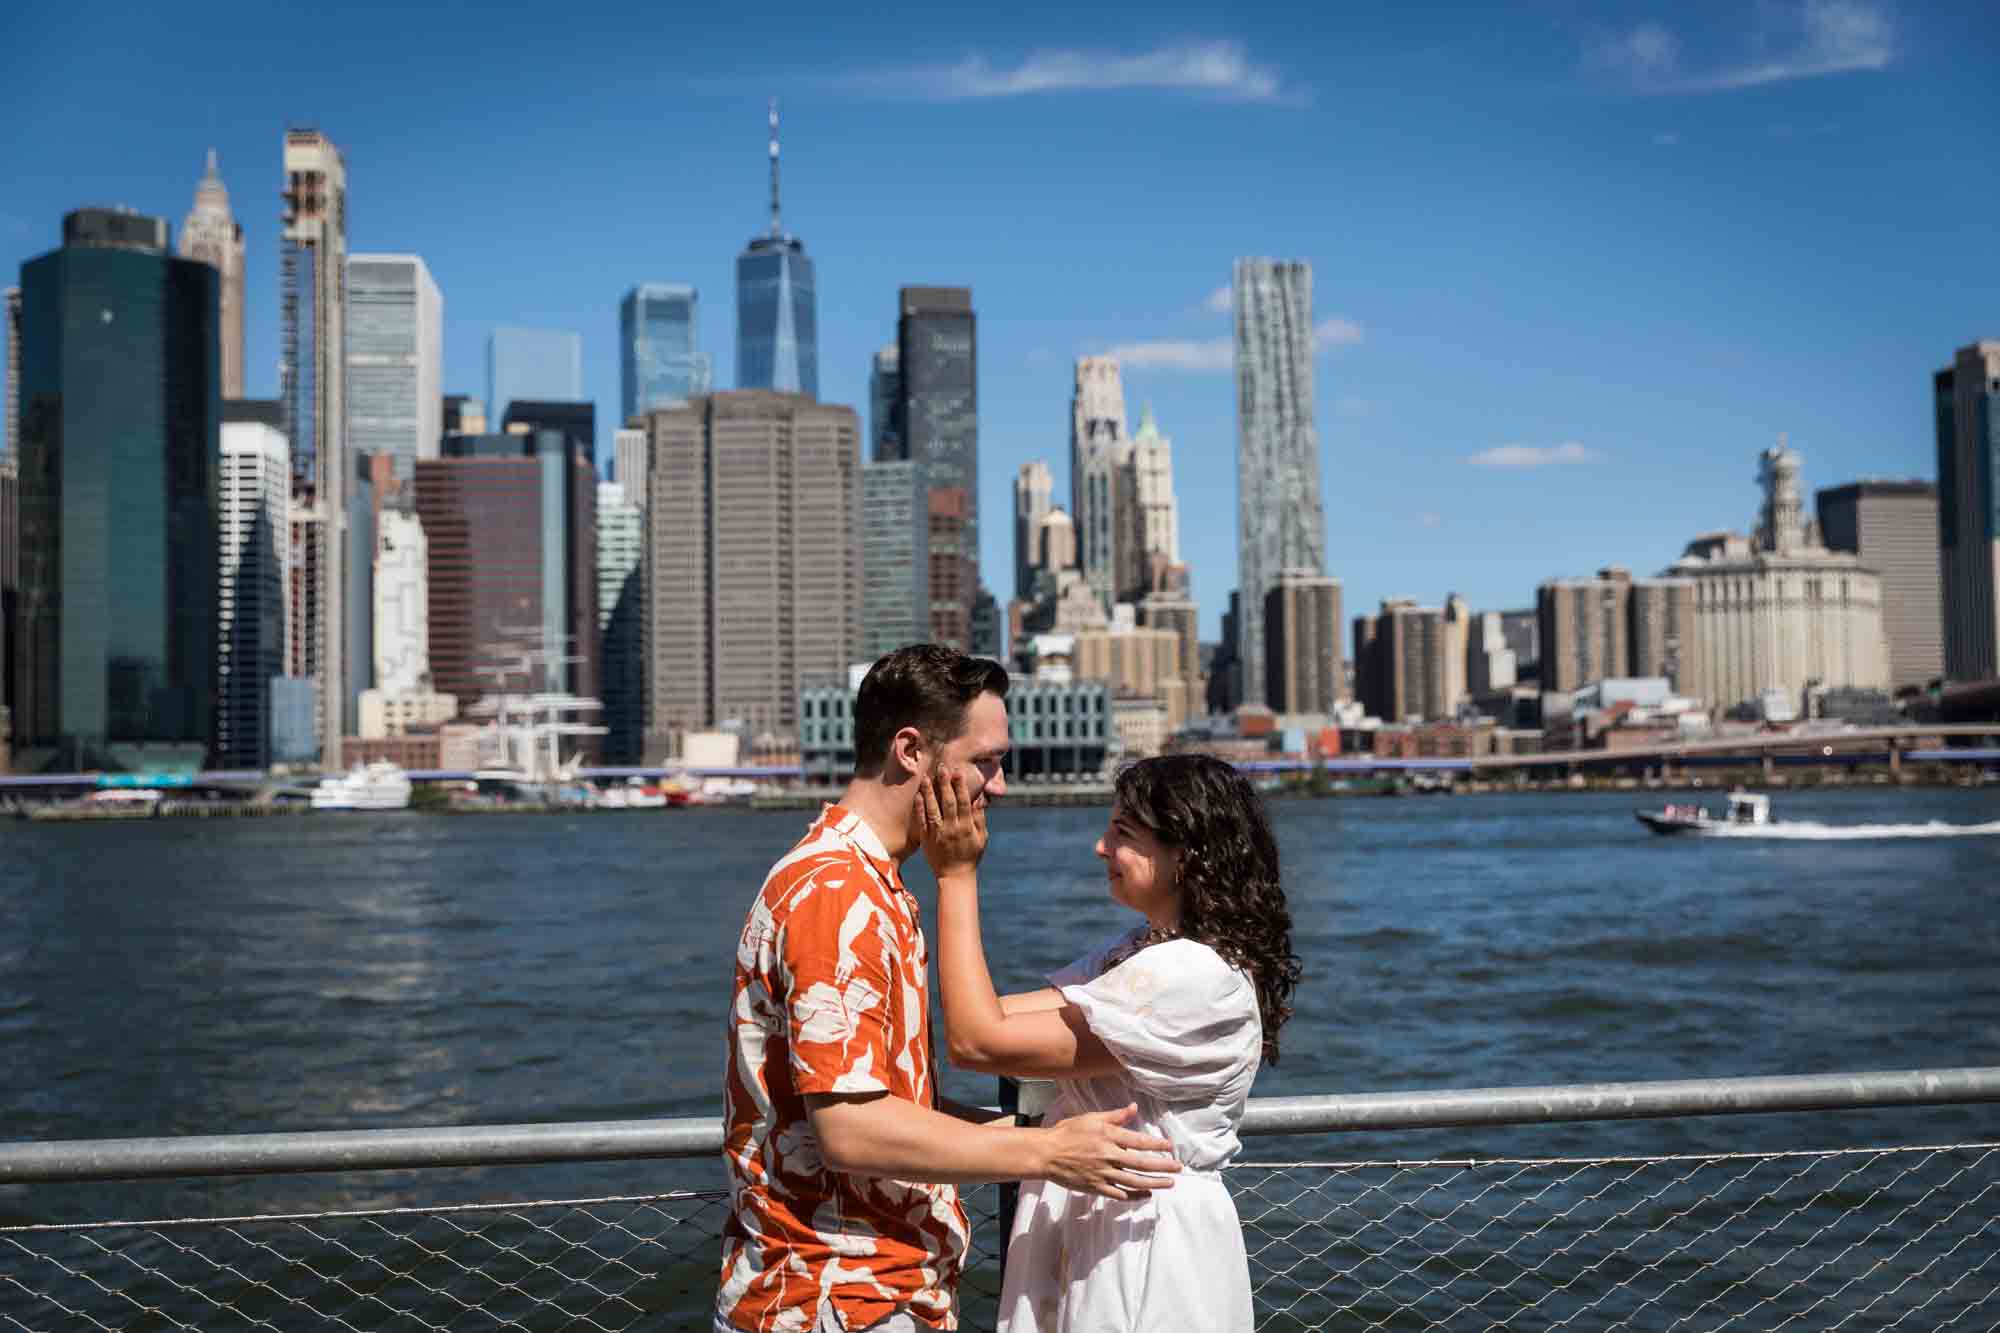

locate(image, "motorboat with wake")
[[1636, 790, 1770, 836]]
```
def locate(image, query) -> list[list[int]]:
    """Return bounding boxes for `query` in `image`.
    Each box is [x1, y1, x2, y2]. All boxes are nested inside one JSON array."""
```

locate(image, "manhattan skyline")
[[3, 0, 1995, 640]]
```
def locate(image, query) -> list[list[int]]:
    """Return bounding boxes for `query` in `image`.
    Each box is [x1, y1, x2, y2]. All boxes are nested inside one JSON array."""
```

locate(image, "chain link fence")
[[5, 1071, 1998, 1329]]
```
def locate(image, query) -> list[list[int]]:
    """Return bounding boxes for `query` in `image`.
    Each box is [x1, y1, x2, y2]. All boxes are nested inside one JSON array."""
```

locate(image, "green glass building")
[[13, 209, 221, 772]]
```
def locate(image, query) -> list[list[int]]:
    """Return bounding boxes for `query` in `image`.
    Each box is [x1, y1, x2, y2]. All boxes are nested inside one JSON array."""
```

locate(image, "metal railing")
[[4, 1067, 1997, 1330]]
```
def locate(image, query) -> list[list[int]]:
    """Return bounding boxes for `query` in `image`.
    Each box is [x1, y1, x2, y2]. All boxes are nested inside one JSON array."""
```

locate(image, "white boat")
[[1636, 790, 1770, 835], [311, 762, 414, 812]]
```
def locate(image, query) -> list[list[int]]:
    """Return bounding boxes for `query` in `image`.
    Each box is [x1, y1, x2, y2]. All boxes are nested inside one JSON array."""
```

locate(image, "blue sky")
[[3, 0, 1995, 640]]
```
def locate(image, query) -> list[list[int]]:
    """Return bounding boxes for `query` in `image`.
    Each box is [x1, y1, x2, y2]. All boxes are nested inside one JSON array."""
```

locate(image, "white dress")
[[997, 929, 1263, 1333]]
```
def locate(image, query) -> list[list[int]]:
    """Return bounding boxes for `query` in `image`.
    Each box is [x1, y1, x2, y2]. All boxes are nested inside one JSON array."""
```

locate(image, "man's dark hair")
[[852, 644, 1010, 775]]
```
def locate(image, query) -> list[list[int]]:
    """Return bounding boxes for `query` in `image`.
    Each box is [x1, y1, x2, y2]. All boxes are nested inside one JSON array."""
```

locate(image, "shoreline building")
[[621, 283, 709, 421], [1354, 596, 1466, 724], [1935, 342, 2000, 683], [280, 127, 350, 767], [177, 150, 245, 399], [217, 407, 290, 768], [346, 255, 442, 491], [1234, 258, 1326, 709], [1669, 440, 1888, 716], [1816, 481, 1941, 692], [14, 208, 220, 772], [416, 429, 599, 712], [736, 102, 817, 399], [642, 391, 857, 754], [1264, 571, 1342, 716]]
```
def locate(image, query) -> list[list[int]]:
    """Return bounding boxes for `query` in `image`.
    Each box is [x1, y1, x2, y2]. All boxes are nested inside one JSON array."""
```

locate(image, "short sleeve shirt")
[[718, 805, 970, 1331]]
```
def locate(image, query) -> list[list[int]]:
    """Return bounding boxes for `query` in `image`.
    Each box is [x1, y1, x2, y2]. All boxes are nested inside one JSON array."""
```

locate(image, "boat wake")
[[1703, 820, 2000, 841]]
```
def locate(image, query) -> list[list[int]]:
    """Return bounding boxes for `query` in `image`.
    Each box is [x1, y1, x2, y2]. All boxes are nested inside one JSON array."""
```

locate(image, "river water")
[[3, 786, 1998, 1323]]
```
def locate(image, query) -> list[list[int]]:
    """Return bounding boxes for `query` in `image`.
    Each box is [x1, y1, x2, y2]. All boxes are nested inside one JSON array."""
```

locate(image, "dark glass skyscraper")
[[14, 209, 220, 771], [897, 286, 978, 648], [735, 102, 817, 399]]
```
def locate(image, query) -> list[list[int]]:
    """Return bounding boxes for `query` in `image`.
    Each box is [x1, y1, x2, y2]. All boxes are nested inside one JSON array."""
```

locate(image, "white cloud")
[[1417, 512, 1444, 529], [1653, 132, 1682, 146], [1314, 317, 1364, 348], [1204, 285, 1234, 314], [833, 40, 1303, 105], [1105, 314, 1363, 374], [1589, 22, 1682, 81], [1103, 338, 1236, 372], [1467, 442, 1603, 468], [1590, 1, 1895, 94]]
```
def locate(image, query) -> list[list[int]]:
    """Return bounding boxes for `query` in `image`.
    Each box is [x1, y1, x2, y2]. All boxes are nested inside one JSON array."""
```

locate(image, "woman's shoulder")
[[1110, 937, 1252, 1000]]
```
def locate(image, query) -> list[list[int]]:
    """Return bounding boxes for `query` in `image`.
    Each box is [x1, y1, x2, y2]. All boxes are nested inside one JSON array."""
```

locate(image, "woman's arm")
[[921, 773, 1124, 1081], [1000, 987, 1067, 1015]]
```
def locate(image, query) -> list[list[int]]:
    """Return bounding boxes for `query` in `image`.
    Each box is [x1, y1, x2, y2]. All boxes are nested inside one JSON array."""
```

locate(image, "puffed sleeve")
[[1047, 926, 1145, 989], [1058, 939, 1262, 1102]]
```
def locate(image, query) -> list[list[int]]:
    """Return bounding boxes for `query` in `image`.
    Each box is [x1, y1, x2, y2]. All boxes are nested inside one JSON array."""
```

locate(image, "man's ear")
[[887, 725, 927, 780]]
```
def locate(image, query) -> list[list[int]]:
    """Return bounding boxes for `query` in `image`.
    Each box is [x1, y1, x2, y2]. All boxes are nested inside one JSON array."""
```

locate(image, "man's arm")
[[806, 1091, 1179, 1198]]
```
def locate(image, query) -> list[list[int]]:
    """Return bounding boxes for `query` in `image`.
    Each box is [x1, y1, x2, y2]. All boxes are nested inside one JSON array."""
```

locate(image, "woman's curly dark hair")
[[1109, 754, 1301, 1065]]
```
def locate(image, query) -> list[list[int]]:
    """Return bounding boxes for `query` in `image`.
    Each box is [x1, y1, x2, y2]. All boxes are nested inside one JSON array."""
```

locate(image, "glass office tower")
[[15, 211, 221, 772], [620, 284, 708, 421], [734, 100, 817, 398]]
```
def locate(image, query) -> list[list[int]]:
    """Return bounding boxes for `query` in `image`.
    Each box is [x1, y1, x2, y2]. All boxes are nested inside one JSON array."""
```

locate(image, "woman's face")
[[1095, 801, 1181, 929]]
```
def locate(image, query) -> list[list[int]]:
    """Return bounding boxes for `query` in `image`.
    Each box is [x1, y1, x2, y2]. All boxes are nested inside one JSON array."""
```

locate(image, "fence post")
[[995, 1076, 1020, 1296]]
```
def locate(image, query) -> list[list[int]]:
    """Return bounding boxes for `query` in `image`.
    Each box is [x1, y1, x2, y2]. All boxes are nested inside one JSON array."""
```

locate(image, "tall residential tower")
[[280, 128, 350, 767], [1233, 258, 1326, 708]]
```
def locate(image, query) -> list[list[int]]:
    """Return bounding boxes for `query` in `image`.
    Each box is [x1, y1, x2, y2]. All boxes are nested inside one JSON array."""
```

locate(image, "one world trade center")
[[735, 100, 817, 399]]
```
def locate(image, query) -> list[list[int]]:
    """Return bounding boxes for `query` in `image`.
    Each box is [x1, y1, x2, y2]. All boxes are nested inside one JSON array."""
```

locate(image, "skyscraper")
[[596, 480, 645, 763], [861, 460, 930, 660], [346, 254, 442, 489], [178, 150, 246, 399], [736, 102, 817, 398], [1014, 460, 1053, 601], [1234, 258, 1326, 708], [6, 286, 22, 456], [217, 412, 290, 768], [898, 286, 978, 647], [15, 208, 220, 771], [1935, 342, 2000, 682], [486, 327, 582, 427], [642, 391, 857, 750], [1629, 577, 1699, 697], [621, 283, 709, 421], [280, 127, 350, 767], [1264, 572, 1342, 716], [613, 427, 648, 503], [416, 429, 599, 707], [870, 344, 901, 460], [1537, 569, 1633, 696], [1071, 356, 1128, 606], [1131, 403, 1180, 588], [372, 508, 429, 695], [1817, 480, 1942, 690]]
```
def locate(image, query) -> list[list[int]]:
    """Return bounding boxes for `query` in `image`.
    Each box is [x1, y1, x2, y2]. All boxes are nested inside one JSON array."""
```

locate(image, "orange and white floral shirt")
[[717, 805, 969, 1331]]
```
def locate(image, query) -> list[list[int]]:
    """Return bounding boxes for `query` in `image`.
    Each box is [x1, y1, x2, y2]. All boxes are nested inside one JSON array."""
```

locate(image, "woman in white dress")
[[918, 753, 1301, 1333]]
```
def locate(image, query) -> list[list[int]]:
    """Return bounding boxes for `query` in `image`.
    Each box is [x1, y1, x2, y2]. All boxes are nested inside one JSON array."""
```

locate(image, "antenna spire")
[[767, 98, 782, 238]]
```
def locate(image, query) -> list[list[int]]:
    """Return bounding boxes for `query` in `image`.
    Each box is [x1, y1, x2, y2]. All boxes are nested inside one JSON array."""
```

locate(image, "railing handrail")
[[6, 1065, 1997, 1185]]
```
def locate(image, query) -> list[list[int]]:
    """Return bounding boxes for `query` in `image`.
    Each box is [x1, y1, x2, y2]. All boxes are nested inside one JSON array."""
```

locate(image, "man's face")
[[932, 691, 1010, 806]]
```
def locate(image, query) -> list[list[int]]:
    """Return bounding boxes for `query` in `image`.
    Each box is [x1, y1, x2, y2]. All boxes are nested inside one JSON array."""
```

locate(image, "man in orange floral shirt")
[[717, 645, 1181, 1332]]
